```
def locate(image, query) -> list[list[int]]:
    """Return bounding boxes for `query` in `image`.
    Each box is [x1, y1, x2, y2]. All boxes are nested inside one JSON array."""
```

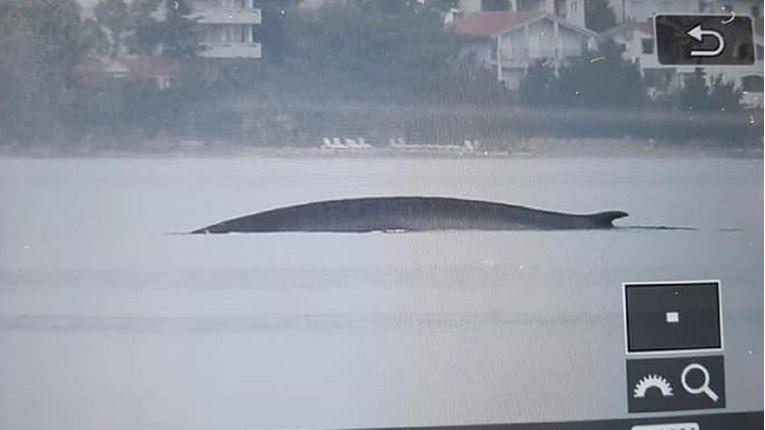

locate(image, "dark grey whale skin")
[[191, 197, 628, 234]]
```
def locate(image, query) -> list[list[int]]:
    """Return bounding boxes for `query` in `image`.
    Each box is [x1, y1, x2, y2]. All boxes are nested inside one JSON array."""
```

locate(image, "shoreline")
[[0, 137, 762, 159]]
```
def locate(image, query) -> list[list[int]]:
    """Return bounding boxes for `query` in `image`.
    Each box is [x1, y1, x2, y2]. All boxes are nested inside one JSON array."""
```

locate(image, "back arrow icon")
[[686, 24, 725, 57]]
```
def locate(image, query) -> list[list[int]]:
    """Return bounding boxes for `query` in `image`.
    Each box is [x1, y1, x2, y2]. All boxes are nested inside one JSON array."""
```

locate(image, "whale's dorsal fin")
[[590, 211, 629, 228]]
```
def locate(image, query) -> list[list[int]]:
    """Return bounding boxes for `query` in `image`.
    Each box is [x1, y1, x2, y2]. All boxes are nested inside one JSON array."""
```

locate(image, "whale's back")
[[191, 197, 628, 233]]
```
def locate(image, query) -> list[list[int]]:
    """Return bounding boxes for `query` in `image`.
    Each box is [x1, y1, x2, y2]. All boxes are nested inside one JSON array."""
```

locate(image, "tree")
[[80, 18, 110, 57], [585, 0, 617, 33], [673, 68, 742, 112], [157, 0, 201, 58], [254, 0, 301, 64], [518, 40, 647, 108], [559, 40, 646, 107], [284, 1, 464, 100], [0, 0, 88, 142], [676, 68, 709, 111], [94, 0, 131, 58], [128, 0, 164, 55], [436, 54, 510, 105], [708, 74, 743, 113], [91, 0, 200, 58], [518, 60, 558, 106]]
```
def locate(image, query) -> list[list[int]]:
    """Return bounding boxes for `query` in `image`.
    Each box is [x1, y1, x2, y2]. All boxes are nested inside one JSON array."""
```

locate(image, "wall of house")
[[458, 0, 516, 13], [199, 24, 255, 44], [612, 31, 659, 68], [492, 17, 590, 92], [499, 20, 588, 60], [623, 0, 699, 21], [564, 0, 585, 28]]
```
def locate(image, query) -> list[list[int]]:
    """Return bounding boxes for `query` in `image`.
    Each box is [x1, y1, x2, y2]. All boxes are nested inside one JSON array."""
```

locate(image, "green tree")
[[0, 0, 88, 142], [518, 40, 646, 108], [676, 68, 709, 111], [157, 0, 201, 58], [436, 54, 509, 105], [673, 68, 742, 112], [127, 0, 164, 55], [585, 0, 617, 33], [708, 75, 743, 113], [80, 18, 110, 57], [285, 1, 463, 100], [94, 0, 131, 58], [557, 40, 645, 107], [518, 59, 558, 106], [254, 0, 301, 64]]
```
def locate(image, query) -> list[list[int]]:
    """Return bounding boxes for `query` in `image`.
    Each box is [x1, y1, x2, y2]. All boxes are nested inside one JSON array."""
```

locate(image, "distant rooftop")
[[449, 11, 596, 38], [448, 11, 543, 37]]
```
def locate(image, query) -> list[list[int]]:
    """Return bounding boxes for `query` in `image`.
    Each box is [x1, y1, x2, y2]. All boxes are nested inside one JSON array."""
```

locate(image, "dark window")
[[753, 5, 761, 17], [482, 0, 511, 12], [641, 38, 654, 54], [757, 44, 764, 60], [741, 75, 764, 92]]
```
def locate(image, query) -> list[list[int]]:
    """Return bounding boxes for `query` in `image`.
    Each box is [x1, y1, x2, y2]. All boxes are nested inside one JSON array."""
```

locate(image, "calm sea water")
[[0, 156, 761, 430]]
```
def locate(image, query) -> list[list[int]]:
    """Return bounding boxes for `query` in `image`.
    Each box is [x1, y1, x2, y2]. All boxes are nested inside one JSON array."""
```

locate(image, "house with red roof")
[[449, 11, 597, 90]]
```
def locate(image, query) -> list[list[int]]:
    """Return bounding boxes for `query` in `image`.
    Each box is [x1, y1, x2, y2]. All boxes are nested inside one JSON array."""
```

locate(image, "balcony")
[[191, 7, 261, 24], [200, 42, 262, 59]]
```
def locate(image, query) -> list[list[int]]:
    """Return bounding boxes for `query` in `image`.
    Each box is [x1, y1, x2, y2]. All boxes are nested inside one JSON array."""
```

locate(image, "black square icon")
[[655, 15, 755, 65], [624, 281, 722, 353]]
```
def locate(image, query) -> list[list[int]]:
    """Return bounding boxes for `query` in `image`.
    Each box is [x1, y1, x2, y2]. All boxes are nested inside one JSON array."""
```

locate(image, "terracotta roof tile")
[[449, 11, 543, 37]]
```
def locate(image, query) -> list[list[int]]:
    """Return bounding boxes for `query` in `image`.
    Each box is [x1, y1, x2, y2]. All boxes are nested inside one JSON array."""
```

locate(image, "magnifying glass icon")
[[681, 363, 719, 402]]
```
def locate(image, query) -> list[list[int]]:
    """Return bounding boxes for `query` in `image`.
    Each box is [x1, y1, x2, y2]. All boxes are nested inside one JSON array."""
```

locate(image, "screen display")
[[0, 1, 762, 429]]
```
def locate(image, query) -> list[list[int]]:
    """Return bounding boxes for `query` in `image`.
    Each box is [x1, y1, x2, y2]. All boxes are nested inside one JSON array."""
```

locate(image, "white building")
[[76, 0, 262, 59], [602, 18, 763, 108], [619, 0, 700, 22], [608, 0, 762, 23], [450, 11, 597, 89], [458, 0, 586, 28], [189, 0, 262, 59]]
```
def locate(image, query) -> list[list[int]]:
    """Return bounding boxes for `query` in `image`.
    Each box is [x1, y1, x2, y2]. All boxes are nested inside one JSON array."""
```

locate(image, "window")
[[741, 75, 764, 92], [641, 38, 654, 54], [757, 43, 764, 60], [753, 5, 761, 17]]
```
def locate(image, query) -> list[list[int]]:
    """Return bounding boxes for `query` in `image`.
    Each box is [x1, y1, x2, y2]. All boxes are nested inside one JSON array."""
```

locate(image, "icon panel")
[[626, 356, 725, 413], [655, 15, 755, 65]]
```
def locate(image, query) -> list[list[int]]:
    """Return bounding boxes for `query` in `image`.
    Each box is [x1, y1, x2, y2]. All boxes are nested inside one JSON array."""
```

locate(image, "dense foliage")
[[0, 0, 755, 147], [0, 0, 86, 141], [519, 40, 647, 108], [584, 0, 617, 33]]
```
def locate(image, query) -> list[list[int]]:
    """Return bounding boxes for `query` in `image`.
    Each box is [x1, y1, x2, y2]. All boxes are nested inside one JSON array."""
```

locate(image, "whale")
[[190, 197, 628, 234]]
